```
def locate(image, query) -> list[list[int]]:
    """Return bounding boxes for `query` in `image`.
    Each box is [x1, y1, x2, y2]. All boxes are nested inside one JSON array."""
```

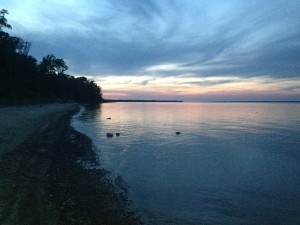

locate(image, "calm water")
[[71, 103, 300, 225]]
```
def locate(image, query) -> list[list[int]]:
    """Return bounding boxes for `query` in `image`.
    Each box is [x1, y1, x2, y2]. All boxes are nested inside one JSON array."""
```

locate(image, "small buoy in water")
[[106, 117, 111, 120], [176, 132, 181, 135], [106, 133, 113, 137], [116, 133, 120, 136]]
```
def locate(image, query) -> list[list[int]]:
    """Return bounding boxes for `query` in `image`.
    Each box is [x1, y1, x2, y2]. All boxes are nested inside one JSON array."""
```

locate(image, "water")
[[71, 103, 300, 225]]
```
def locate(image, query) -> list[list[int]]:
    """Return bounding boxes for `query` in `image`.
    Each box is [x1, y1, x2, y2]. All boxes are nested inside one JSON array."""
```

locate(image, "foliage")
[[0, 9, 103, 104], [0, 9, 12, 31], [39, 54, 68, 75]]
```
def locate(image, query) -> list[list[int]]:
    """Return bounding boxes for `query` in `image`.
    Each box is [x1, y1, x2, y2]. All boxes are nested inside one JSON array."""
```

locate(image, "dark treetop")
[[0, 9, 103, 104]]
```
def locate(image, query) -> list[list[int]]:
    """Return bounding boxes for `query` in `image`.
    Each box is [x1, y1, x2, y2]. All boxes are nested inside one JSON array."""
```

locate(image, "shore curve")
[[0, 104, 142, 225]]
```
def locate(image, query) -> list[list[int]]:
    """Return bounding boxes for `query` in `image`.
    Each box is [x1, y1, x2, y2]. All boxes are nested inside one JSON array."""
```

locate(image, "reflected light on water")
[[72, 102, 300, 225]]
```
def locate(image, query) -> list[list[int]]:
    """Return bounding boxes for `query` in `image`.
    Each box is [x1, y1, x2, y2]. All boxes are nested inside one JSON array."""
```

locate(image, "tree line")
[[0, 9, 103, 104]]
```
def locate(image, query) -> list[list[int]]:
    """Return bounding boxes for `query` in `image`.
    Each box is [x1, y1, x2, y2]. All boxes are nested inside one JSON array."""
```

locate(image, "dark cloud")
[[140, 78, 156, 86], [182, 79, 236, 87], [7, 0, 300, 80], [111, 0, 162, 21]]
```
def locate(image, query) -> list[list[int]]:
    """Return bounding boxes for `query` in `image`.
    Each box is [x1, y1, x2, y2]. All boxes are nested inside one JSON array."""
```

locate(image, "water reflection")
[[72, 103, 300, 225], [77, 104, 102, 122]]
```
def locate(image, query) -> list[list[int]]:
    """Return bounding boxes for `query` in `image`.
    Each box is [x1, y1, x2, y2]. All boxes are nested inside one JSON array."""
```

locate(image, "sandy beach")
[[0, 104, 78, 157], [0, 104, 142, 225]]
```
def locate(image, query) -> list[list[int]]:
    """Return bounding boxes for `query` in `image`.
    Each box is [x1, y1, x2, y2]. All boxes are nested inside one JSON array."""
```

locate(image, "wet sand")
[[0, 104, 142, 225]]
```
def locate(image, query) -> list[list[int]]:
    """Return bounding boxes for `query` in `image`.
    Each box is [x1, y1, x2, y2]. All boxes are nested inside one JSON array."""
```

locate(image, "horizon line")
[[104, 99, 300, 103]]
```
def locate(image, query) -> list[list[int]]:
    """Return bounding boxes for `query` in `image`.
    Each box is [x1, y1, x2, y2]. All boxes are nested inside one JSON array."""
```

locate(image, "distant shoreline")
[[198, 101, 300, 103], [104, 99, 183, 103], [102, 99, 300, 103]]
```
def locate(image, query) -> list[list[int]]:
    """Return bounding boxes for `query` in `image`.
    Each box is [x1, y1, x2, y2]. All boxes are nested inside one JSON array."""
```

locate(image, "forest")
[[0, 9, 103, 104]]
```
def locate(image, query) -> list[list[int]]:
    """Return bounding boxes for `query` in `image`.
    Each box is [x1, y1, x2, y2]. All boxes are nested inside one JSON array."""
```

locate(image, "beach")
[[0, 104, 142, 225], [0, 104, 78, 157]]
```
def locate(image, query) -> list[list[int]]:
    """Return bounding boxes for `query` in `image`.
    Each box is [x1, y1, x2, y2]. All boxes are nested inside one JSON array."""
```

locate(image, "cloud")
[[111, 0, 162, 21], [2, 0, 300, 82], [182, 79, 236, 87], [140, 78, 156, 86]]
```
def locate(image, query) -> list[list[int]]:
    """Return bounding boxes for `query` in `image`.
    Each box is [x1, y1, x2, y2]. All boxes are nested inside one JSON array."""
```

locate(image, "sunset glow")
[[2, 0, 300, 101], [99, 75, 300, 101]]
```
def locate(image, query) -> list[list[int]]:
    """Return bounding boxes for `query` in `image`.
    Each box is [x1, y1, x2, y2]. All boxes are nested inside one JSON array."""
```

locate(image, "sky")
[[2, 0, 300, 101]]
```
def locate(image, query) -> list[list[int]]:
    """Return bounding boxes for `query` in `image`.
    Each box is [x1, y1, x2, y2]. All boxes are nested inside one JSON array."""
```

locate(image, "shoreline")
[[0, 103, 79, 157], [0, 104, 143, 225]]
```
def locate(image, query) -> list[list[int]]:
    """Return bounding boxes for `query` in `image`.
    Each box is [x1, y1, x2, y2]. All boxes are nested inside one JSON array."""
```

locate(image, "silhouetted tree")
[[16, 39, 31, 55], [39, 54, 68, 75], [0, 9, 103, 104], [0, 9, 12, 30]]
